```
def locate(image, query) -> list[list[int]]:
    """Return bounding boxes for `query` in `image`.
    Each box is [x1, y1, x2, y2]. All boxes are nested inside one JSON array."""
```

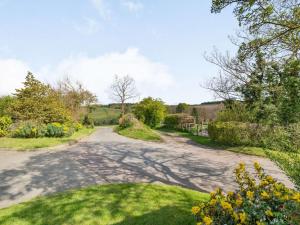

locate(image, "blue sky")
[[0, 0, 238, 104]]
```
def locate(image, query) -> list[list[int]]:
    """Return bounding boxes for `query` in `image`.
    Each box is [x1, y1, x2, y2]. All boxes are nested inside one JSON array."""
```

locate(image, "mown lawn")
[[0, 183, 209, 225], [0, 128, 96, 150], [116, 124, 162, 142]]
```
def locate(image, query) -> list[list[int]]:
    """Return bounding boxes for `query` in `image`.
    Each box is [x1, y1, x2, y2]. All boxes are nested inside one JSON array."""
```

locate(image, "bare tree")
[[110, 75, 139, 116]]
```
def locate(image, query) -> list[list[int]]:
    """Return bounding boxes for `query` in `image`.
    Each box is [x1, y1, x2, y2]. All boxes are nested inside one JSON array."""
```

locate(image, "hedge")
[[164, 113, 195, 129], [208, 121, 300, 153]]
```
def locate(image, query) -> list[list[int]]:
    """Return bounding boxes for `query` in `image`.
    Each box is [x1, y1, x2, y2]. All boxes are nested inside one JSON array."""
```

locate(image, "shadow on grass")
[[0, 184, 207, 225]]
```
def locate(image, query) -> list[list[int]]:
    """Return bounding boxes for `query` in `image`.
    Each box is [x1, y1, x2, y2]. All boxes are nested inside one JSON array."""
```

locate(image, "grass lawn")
[[0, 183, 209, 225], [158, 128, 266, 157], [116, 124, 162, 142], [0, 128, 96, 150]]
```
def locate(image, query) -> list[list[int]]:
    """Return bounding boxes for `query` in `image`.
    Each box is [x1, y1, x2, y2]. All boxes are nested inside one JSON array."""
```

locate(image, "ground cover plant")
[[0, 183, 209, 225], [192, 163, 300, 225], [116, 114, 162, 141]]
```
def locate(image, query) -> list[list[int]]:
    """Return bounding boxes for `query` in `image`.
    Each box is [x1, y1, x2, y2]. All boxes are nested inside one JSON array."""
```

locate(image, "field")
[[88, 105, 121, 126]]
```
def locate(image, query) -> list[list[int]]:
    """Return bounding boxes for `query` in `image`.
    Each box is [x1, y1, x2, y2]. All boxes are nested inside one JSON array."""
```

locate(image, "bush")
[[82, 115, 94, 128], [208, 121, 300, 152], [119, 113, 138, 128], [134, 97, 166, 128], [192, 163, 300, 225], [0, 116, 12, 137], [12, 121, 47, 138], [164, 114, 195, 129]]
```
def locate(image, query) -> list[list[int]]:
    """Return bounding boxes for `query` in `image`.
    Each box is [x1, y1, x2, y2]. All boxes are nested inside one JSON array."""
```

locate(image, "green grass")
[[266, 151, 300, 189], [158, 128, 266, 157], [88, 106, 121, 125], [0, 183, 209, 225], [0, 128, 96, 150], [116, 124, 162, 142]]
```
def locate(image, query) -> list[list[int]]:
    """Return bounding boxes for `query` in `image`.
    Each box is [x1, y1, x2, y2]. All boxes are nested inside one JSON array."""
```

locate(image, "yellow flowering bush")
[[192, 162, 300, 225]]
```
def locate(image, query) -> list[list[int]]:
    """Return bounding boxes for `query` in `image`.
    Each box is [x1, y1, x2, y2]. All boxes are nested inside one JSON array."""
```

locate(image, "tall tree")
[[110, 75, 139, 116], [212, 0, 300, 60], [10, 72, 71, 123], [176, 103, 189, 113]]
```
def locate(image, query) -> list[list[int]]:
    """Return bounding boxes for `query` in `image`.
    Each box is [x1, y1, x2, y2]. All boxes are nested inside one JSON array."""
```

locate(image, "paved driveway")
[[0, 127, 294, 208]]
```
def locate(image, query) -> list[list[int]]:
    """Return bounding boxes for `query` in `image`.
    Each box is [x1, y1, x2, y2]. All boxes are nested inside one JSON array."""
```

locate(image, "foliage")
[[0, 96, 14, 117], [193, 163, 300, 225], [0, 184, 208, 225], [82, 115, 94, 128], [211, 0, 300, 60], [12, 121, 47, 138], [267, 151, 300, 190], [0, 127, 95, 150], [164, 114, 195, 129], [9, 72, 71, 124], [208, 121, 300, 153], [0, 116, 12, 137], [45, 122, 75, 137], [56, 77, 97, 120], [118, 113, 138, 128], [134, 97, 166, 128], [176, 103, 189, 113], [117, 113, 161, 141]]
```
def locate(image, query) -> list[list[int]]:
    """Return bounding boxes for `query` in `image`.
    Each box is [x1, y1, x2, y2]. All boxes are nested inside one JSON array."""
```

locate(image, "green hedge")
[[164, 114, 194, 129], [208, 121, 300, 153]]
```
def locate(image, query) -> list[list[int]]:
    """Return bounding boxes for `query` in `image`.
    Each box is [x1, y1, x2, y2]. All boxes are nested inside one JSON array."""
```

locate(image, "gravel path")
[[0, 127, 294, 209]]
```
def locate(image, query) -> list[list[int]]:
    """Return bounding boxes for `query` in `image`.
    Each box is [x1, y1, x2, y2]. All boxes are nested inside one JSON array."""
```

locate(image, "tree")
[[211, 0, 300, 60], [134, 97, 166, 128], [191, 107, 200, 124], [56, 77, 97, 120], [176, 103, 189, 113], [0, 96, 14, 117], [110, 75, 138, 116], [10, 72, 71, 123]]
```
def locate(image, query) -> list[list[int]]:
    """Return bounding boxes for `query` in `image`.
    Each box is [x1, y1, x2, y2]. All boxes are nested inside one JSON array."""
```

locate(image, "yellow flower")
[[246, 191, 254, 200], [274, 191, 281, 198], [191, 206, 200, 215], [292, 193, 300, 202], [236, 197, 243, 206], [265, 209, 273, 217], [239, 212, 247, 223], [261, 191, 270, 199], [266, 175, 274, 183], [233, 212, 239, 221], [256, 221, 265, 225], [203, 216, 213, 225], [209, 199, 217, 206], [254, 162, 261, 170], [221, 200, 233, 211], [227, 191, 234, 197], [260, 180, 269, 187]]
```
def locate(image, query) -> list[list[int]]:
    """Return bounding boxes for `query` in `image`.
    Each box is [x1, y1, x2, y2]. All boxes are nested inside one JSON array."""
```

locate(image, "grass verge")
[[116, 124, 162, 142], [159, 128, 300, 189], [0, 183, 209, 225], [0, 128, 96, 150]]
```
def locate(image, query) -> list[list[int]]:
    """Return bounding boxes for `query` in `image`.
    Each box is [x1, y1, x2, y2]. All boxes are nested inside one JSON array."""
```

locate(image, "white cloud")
[[90, 0, 111, 20], [122, 0, 143, 12], [0, 59, 30, 96], [0, 49, 174, 103], [74, 17, 100, 35]]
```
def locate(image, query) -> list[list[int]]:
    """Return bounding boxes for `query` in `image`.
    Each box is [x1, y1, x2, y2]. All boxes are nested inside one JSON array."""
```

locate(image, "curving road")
[[0, 127, 294, 208]]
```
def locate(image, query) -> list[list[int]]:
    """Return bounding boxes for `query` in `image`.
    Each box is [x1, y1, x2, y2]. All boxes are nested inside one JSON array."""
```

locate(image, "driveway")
[[0, 127, 294, 209]]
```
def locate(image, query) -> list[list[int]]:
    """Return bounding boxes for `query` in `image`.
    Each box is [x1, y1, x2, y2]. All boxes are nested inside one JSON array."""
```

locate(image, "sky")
[[0, 0, 239, 104]]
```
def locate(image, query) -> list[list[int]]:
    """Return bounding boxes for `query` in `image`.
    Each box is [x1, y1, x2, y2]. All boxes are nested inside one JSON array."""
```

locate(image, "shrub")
[[119, 113, 138, 128], [12, 121, 47, 138], [82, 115, 94, 128], [208, 121, 300, 152], [46, 123, 65, 137], [134, 97, 166, 128], [0, 116, 12, 137], [192, 163, 300, 225], [164, 114, 195, 129]]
